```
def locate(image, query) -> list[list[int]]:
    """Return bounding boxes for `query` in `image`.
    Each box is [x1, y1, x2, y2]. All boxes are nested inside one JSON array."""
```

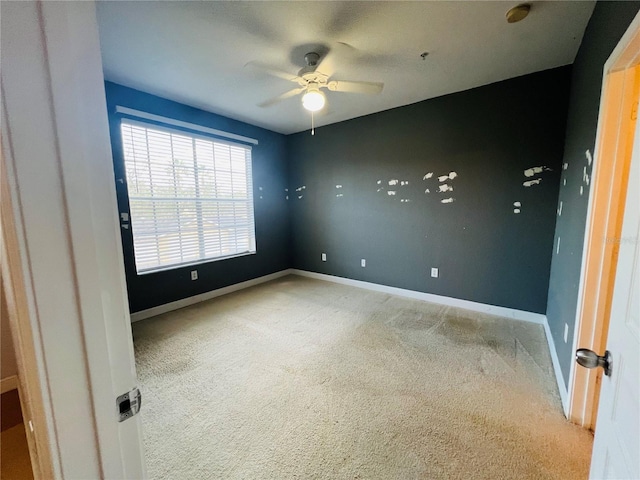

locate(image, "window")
[[121, 120, 256, 274]]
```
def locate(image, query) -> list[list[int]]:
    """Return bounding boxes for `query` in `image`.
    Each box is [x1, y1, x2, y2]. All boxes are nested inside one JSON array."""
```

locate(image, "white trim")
[[130, 269, 293, 322], [290, 270, 546, 324], [542, 318, 569, 415], [115, 106, 259, 145], [0, 375, 18, 394]]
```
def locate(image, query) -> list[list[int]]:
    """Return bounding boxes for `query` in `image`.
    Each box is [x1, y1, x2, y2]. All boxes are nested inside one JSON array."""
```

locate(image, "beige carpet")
[[133, 275, 593, 479]]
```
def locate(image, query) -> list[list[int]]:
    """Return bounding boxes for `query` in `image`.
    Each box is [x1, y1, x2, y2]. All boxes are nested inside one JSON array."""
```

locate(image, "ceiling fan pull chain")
[[311, 111, 315, 136]]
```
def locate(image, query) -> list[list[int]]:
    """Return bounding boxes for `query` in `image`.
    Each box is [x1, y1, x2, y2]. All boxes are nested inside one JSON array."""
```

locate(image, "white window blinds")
[[121, 120, 256, 274]]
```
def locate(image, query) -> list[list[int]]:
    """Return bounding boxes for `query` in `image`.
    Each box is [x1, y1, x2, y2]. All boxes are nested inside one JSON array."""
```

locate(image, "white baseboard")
[[542, 318, 569, 416], [1, 375, 18, 394], [130, 269, 293, 322], [290, 270, 546, 324]]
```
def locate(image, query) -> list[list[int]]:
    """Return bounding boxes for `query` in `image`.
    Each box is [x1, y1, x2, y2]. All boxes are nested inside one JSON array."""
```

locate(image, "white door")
[[589, 107, 640, 479], [1, 1, 145, 478]]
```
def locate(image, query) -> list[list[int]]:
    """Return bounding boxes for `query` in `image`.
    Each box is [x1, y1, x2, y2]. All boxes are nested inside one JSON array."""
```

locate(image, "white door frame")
[[1, 1, 145, 478], [567, 12, 640, 428]]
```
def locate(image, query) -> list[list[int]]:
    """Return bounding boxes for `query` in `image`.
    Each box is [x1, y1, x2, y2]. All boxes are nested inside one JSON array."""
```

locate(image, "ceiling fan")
[[247, 51, 384, 112]]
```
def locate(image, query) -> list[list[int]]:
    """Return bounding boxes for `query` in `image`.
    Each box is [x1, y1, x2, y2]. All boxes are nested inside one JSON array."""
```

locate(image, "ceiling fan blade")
[[258, 87, 306, 108], [244, 61, 301, 83], [327, 80, 384, 95], [315, 50, 336, 78]]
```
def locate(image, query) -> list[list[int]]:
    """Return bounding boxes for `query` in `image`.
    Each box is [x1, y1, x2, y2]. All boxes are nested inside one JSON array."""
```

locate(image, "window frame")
[[118, 116, 258, 275]]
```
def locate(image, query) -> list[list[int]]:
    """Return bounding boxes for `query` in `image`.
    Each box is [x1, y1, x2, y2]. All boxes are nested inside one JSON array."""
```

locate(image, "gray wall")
[[106, 82, 291, 313], [546, 1, 640, 386], [288, 67, 571, 314]]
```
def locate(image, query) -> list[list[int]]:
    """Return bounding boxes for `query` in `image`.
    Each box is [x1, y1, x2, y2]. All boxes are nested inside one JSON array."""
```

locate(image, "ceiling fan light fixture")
[[302, 88, 325, 112]]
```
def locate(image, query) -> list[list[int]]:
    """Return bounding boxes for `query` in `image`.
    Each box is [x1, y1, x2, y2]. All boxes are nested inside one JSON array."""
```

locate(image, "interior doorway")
[[568, 12, 640, 430]]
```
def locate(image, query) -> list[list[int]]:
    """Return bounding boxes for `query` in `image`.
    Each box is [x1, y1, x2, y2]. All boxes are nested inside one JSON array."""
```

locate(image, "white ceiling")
[[96, 1, 595, 135]]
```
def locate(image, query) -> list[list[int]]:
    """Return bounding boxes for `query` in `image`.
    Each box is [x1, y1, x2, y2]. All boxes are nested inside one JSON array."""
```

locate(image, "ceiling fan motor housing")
[[304, 52, 320, 67]]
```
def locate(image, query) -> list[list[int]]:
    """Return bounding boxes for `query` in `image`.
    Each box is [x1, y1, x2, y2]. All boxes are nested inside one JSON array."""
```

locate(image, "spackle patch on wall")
[[557, 201, 563, 217], [513, 201, 521, 213], [437, 172, 458, 182], [522, 166, 550, 188], [336, 185, 343, 189], [524, 166, 550, 177], [563, 178, 567, 186], [400, 199, 410, 203], [298, 195, 303, 199], [523, 178, 542, 187], [379, 178, 411, 200], [423, 172, 433, 180], [579, 151, 592, 196], [336, 194, 343, 198], [295, 186, 306, 192], [563, 163, 569, 170], [513, 209, 521, 214], [424, 188, 430, 194], [433, 172, 457, 202]]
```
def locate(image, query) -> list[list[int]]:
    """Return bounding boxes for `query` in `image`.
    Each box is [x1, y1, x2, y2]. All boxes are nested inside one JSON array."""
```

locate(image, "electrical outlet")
[[321, 253, 327, 262], [431, 267, 439, 278], [564, 323, 569, 343], [191, 270, 198, 281], [361, 259, 366, 267]]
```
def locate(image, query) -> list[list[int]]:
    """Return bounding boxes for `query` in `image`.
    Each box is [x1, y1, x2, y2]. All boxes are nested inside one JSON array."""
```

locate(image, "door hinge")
[[117, 387, 141, 422], [632, 101, 638, 121]]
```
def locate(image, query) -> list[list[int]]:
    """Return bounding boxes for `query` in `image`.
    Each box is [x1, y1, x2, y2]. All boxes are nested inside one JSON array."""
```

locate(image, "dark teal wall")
[[546, 1, 640, 386], [106, 1, 639, 329], [105, 82, 291, 313], [288, 67, 571, 314]]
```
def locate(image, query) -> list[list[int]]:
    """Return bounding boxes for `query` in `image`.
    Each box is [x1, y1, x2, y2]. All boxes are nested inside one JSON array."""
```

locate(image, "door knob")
[[575, 348, 612, 376]]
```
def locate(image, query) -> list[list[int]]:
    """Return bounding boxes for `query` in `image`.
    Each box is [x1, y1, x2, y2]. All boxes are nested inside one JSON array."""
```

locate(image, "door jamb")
[[568, 12, 640, 428], [1, 144, 57, 479]]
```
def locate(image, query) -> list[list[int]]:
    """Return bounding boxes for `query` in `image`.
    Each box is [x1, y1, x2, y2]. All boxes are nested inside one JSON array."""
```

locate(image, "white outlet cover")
[[191, 270, 198, 280], [321, 253, 327, 261], [361, 259, 366, 267], [431, 267, 439, 278], [564, 323, 569, 343]]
